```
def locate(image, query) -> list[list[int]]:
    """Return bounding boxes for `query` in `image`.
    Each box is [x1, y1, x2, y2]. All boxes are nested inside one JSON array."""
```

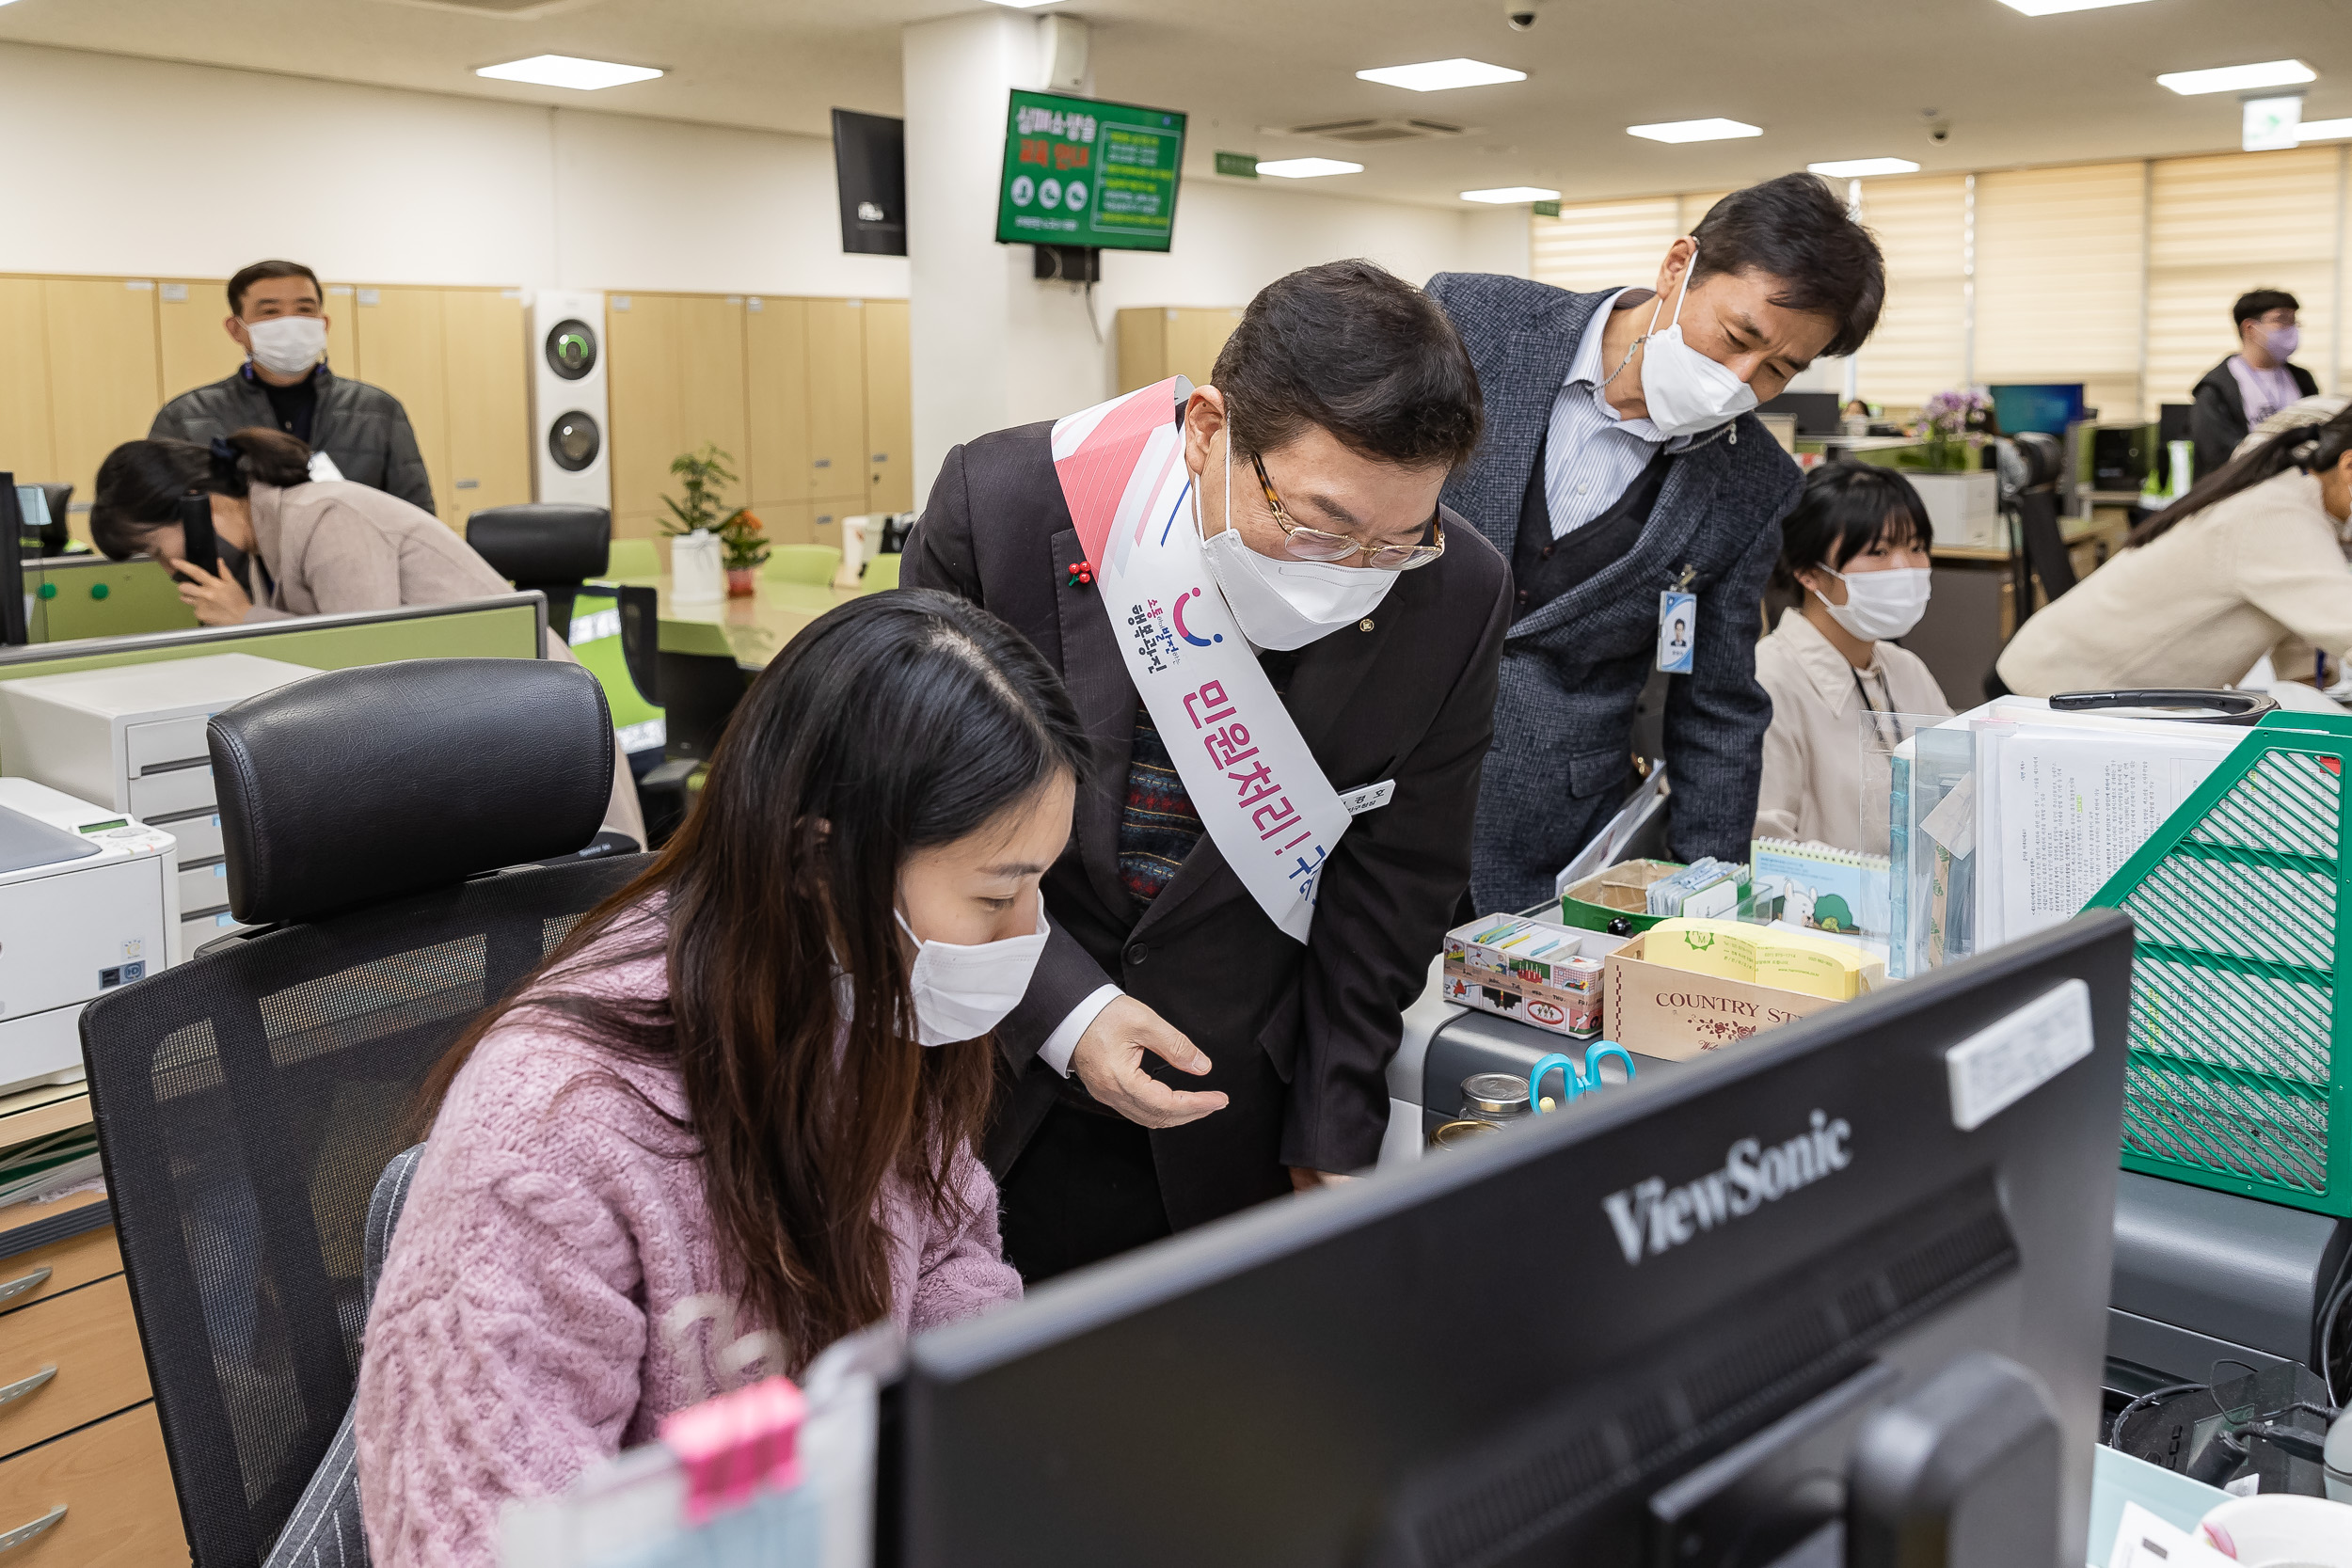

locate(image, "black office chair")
[[465, 502, 611, 634], [80, 657, 647, 1568], [34, 483, 72, 555]]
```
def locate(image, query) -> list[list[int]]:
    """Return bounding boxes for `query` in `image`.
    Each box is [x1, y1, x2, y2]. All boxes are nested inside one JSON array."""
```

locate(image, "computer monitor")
[[889, 910, 2134, 1568], [1757, 390, 1842, 436], [1989, 384, 2088, 438], [0, 474, 27, 647]]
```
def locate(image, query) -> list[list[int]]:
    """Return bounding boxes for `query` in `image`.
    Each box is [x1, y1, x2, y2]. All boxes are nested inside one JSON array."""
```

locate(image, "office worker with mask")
[[2191, 289, 2319, 484], [911, 261, 1510, 1279], [151, 259, 437, 513], [1429, 174, 1886, 912]]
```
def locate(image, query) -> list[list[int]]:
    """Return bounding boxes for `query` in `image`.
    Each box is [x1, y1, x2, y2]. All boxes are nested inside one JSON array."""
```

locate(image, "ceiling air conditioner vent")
[[1272, 117, 1472, 145], [370, 0, 604, 17]]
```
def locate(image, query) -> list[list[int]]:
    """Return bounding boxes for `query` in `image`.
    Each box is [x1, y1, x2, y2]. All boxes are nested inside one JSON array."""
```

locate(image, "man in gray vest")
[[151, 260, 436, 514], [1430, 174, 1886, 912]]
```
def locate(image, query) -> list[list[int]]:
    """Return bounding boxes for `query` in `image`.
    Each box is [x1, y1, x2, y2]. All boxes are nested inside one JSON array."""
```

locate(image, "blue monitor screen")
[[1990, 383, 2087, 436]]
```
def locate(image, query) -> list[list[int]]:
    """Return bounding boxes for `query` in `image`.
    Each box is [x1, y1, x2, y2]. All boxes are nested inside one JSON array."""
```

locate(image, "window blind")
[[2148, 148, 2341, 420], [1852, 176, 1969, 409], [1973, 161, 2146, 423], [1530, 197, 1680, 294]]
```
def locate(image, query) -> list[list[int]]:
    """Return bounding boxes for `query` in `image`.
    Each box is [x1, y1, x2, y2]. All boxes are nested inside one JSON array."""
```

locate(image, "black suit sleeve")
[[2191, 377, 2244, 485], [1661, 465, 1794, 864], [1287, 565, 1512, 1174], [907, 442, 1119, 1076]]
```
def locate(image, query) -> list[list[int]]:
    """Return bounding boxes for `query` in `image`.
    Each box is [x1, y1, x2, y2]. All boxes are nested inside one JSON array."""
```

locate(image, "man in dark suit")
[[911, 261, 1509, 1279], [1429, 174, 1886, 913], [2191, 289, 2319, 483]]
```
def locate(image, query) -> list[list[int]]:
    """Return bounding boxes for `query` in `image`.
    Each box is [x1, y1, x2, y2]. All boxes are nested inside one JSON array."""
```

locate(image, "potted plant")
[[661, 444, 739, 602], [719, 507, 770, 596], [1912, 390, 1987, 474], [1900, 390, 2000, 549]]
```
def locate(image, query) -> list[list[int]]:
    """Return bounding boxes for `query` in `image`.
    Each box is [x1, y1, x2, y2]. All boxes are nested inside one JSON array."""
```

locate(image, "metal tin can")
[[1460, 1072, 1533, 1123]]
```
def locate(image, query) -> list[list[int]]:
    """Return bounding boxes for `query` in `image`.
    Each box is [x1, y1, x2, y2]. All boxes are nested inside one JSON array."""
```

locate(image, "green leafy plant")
[[718, 508, 771, 572], [661, 444, 739, 535]]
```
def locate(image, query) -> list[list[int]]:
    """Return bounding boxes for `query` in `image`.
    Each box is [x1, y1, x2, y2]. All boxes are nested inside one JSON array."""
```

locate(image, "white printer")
[[0, 653, 313, 957], [0, 778, 180, 1096]]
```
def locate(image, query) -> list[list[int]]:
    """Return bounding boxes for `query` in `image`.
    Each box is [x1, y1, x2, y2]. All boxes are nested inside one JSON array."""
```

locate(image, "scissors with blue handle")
[[1529, 1042, 1636, 1113]]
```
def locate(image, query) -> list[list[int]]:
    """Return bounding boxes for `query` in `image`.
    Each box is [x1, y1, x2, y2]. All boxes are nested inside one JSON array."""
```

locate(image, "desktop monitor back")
[[890, 911, 2135, 1568]]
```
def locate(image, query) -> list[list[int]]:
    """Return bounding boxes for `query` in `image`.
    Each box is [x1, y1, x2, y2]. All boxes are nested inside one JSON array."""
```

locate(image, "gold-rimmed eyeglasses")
[[1251, 452, 1445, 571]]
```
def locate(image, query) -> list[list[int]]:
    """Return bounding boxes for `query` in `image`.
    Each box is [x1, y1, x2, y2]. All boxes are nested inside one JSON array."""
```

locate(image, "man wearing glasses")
[[911, 261, 1509, 1279]]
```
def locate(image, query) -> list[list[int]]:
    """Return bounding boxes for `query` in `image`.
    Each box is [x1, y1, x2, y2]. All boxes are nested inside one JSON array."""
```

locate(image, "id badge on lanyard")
[[1656, 564, 1697, 674]]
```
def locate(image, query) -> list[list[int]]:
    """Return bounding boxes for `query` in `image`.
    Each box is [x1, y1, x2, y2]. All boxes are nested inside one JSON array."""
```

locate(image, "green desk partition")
[[2086, 709, 2352, 1217], [0, 593, 547, 689], [25, 557, 199, 642]]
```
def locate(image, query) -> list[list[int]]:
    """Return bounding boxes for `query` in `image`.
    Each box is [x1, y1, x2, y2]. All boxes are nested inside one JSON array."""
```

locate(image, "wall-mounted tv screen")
[[995, 88, 1186, 253]]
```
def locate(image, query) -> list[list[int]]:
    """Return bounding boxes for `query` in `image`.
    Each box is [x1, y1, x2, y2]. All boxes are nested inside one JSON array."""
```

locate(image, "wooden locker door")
[[43, 277, 161, 519], [1115, 308, 1168, 395], [745, 295, 810, 515], [155, 280, 244, 405], [804, 298, 866, 505], [351, 287, 453, 522], [861, 298, 911, 514], [1168, 308, 1242, 391], [322, 285, 358, 371], [604, 293, 685, 538], [676, 295, 748, 515], [441, 288, 532, 520], [758, 499, 815, 546], [0, 278, 56, 510]]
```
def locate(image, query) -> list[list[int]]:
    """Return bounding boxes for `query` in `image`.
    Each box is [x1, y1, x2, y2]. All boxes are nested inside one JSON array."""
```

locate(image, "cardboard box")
[[1441, 914, 1606, 1037], [1600, 933, 1849, 1059]]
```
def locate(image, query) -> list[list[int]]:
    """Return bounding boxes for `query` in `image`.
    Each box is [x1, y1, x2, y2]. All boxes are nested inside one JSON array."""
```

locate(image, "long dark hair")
[[424, 589, 1091, 1367], [89, 427, 312, 559], [1771, 460, 1933, 594], [2130, 404, 2352, 547]]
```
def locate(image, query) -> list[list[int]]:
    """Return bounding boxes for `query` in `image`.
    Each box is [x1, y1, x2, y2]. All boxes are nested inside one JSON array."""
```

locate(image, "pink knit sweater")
[[354, 926, 1022, 1568]]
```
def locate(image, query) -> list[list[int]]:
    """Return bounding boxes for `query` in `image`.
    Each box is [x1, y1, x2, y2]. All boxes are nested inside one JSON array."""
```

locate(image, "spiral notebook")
[[1750, 837, 1891, 936]]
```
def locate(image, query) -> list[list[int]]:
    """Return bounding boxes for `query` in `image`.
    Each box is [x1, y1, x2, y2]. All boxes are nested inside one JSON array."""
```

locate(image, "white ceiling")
[[4, 0, 2348, 208]]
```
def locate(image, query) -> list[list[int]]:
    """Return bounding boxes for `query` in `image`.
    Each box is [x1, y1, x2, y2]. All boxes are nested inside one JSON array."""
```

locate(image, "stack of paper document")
[[1644, 918, 1875, 1000], [0, 1128, 102, 1209], [1644, 859, 1748, 920]]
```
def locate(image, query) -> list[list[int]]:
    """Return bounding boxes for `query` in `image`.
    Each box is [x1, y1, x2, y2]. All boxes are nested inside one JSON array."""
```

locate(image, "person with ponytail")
[[1995, 404, 2352, 698], [355, 591, 1083, 1568], [89, 426, 646, 841]]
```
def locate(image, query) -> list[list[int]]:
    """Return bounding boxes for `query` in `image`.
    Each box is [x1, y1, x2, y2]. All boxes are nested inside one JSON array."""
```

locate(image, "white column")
[[902, 12, 1107, 511]]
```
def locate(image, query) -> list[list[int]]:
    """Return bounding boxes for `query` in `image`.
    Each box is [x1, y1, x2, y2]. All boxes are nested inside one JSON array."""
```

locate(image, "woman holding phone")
[[356, 591, 1086, 1567], [88, 426, 644, 841]]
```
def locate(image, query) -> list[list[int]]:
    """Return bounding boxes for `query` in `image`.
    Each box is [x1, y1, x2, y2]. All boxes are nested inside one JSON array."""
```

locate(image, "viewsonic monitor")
[[889, 911, 2136, 1568]]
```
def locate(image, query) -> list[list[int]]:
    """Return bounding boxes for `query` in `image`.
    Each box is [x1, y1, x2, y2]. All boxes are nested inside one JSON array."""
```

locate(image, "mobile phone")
[[175, 494, 219, 582]]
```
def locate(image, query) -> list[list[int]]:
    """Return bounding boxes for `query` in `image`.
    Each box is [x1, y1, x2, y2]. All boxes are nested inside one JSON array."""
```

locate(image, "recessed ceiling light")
[[1627, 119, 1764, 144], [2298, 117, 2352, 142], [1807, 157, 1922, 178], [2156, 60, 2316, 96], [1357, 59, 1527, 92], [477, 55, 663, 90], [1995, 0, 2154, 13], [1461, 185, 1561, 204], [1256, 158, 1366, 179], [981, 0, 1061, 7]]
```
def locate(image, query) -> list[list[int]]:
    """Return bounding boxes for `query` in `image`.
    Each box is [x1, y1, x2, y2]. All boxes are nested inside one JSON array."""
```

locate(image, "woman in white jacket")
[[1996, 404, 2352, 697]]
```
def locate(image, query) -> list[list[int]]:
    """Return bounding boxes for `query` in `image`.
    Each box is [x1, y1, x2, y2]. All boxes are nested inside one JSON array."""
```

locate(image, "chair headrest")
[[208, 657, 615, 926], [466, 504, 612, 588]]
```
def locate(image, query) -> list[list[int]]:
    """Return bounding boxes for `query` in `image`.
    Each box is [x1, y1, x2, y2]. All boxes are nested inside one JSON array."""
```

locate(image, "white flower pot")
[[671, 530, 725, 602]]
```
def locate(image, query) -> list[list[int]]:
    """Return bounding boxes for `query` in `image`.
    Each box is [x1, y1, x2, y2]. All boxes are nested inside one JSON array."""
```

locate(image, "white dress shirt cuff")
[[1038, 984, 1122, 1077]]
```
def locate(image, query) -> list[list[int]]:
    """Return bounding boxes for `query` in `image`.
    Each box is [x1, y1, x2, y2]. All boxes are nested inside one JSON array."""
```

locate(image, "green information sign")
[[996, 89, 1187, 252]]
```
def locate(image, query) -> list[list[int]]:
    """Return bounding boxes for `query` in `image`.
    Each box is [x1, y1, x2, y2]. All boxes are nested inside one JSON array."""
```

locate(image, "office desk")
[[607, 576, 862, 673]]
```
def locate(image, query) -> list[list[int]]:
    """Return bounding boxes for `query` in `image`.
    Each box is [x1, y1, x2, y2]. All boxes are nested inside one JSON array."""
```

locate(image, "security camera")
[[1507, 0, 1544, 29], [1927, 119, 1951, 144]]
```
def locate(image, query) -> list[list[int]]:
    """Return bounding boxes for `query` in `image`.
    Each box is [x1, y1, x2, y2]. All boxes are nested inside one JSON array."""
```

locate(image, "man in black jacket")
[[2191, 289, 2319, 483], [1430, 174, 1885, 912], [151, 260, 437, 514], [911, 261, 1509, 1279]]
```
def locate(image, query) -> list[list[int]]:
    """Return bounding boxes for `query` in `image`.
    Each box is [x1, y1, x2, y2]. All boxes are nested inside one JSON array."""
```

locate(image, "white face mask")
[[1813, 565, 1932, 641], [895, 906, 1049, 1047], [244, 315, 328, 377], [1634, 242, 1759, 439], [1195, 422, 1397, 651]]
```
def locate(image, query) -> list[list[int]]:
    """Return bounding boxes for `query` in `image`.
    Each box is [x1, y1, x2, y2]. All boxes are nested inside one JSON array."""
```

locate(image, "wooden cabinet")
[[0, 279, 56, 511], [606, 292, 749, 540], [155, 281, 245, 408], [1116, 306, 1243, 396], [862, 299, 912, 515], [0, 1276, 151, 1457], [40, 278, 163, 530], [351, 287, 452, 521], [440, 288, 533, 521], [0, 1402, 183, 1568], [804, 299, 866, 507], [745, 295, 811, 531]]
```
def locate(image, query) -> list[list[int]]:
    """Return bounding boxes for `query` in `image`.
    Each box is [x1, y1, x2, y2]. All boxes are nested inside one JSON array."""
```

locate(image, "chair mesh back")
[[80, 857, 645, 1568]]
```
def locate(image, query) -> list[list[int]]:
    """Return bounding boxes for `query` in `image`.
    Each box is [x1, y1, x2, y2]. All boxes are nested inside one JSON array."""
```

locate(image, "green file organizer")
[[2085, 709, 2352, 1217]]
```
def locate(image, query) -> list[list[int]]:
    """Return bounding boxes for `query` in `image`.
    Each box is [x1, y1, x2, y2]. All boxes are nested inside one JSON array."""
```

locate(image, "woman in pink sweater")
[[355, 590, 1093, 1568]]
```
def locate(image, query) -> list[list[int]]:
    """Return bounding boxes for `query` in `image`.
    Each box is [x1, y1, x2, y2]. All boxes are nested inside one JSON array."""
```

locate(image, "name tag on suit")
[[1339, 780, 1395, 816]]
